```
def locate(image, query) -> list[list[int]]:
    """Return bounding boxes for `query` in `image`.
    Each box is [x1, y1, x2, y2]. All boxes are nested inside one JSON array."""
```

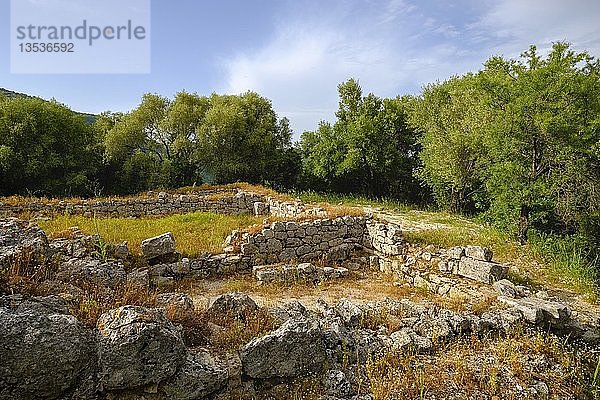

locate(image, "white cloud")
[[468, 0, 600, 57], [221, 0, 600, 138]]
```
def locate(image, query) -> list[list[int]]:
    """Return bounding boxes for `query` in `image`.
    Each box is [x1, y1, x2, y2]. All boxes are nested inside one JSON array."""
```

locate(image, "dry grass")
[[176, 182, 294, 201], [314, 202, 366, 218], [0, 249, 55, 297], [0, 193, 154, 207], [72, 282, 158, 327], [365, 326, 597, 399], [185, 271, 496, 318], [37, 212, 263, 257]]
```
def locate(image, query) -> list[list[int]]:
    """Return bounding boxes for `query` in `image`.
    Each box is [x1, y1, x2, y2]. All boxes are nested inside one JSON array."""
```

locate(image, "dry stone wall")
[[266, 198, 327, 219], [0, 190, 266, 218], [238, 216, 368, 266]]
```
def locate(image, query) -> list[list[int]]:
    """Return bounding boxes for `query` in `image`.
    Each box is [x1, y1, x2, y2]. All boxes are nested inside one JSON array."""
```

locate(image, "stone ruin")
[[1, 190, 599, 399]]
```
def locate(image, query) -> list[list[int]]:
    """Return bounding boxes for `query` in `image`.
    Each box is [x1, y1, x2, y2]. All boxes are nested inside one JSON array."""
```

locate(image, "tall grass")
[[528, 231, 599, 298], [296, 190, 413, 211], [38, 212, 263, 257]]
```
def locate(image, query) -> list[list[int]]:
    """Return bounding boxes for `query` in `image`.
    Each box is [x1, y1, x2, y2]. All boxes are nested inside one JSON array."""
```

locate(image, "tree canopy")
[[300, 79, 422, 202], [411, 42, 600, 243]]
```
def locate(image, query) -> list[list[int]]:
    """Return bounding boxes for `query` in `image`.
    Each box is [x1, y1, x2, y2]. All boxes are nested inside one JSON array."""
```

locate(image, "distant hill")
[[0, 87, 34, 100], [0, 87, 97, 124]]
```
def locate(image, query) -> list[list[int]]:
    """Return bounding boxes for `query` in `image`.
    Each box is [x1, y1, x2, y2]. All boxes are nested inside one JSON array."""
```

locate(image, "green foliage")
[[411, 42, 600, 246], [528, 230, 599, 297], [0, 97, 97, 196], [101, 90, 298, 193], [300, 79, 422, 202], [409, 74, 490, 212], [196, 91, 292, 184]]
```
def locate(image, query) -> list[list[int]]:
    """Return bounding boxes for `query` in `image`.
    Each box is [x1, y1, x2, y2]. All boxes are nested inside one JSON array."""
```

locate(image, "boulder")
[[141, 232, 176, 261], [0, 295, 97, 400], [207, 292, 259, 322], [493, 279, 519, 298], [126, 269, 150, 290], [447, 246, 465, 260], [335, 298, 363, 327], [389, 327, 433, 353], [159, 350, 228, 400], [323, 369, 354, 398], [240, 317, 326, 379], [498, 296, 572, 326], [156, 292, 195, 319], [57, 257, 127, 289], [113, 241, 131, 259], [464, 246, 493, 261], [457, 256, 506, 284], [96, 305, 186, 390], [0, 218, 49, 272], [268, 300, 310, 325]]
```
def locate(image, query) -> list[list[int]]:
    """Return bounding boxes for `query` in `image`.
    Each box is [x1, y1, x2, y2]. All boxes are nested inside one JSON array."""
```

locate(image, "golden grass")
[[38, 212, 263, 257]]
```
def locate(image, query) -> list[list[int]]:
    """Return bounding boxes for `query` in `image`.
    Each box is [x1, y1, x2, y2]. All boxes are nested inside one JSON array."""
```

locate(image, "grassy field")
[[38, 212, 264, 256]]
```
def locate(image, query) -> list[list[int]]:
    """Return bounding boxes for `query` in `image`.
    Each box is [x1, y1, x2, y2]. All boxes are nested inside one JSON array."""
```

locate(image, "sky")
[[1, 0, 600, 137]]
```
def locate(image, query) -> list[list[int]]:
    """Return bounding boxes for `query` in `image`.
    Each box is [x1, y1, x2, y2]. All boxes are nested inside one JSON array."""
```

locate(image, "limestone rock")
[[335, 298, 363, 327], [493, 279, 519, 298], [0, 218, 49, 272], [323, 369, 354, 398], [57, 257, 127, 289], [457, 256, 506, 284], [159, 349, 228, 400], [464, 245, 493, 261], [207, 292, 259, 322], [0, 295, 97, 400], [113, 241, 131, 259], [126, 269, 150, 290], [269, 300, 310, 325], [96, 305, 186, 390], [498, 296, 571, 326], [141, 232, 176, 261], [389, 327, 433, 353], [240, 317, 326, 379], [447, 246, 465, 260], [156, 292, 195, 319]]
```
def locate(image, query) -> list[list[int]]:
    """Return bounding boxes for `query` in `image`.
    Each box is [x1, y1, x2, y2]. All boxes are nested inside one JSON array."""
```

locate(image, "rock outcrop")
[[0, 295, 97, 400], [0, 218, 49, 272], [240, 317, 326, 379], [96, 305, 186, 390]]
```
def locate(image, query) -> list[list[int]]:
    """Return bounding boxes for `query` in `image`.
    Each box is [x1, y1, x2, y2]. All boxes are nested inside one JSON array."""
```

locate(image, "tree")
[[0, 97, 96, 196], [102, 92, 209, 192], [409, 74, 491, 212], [196, 91, 296, 186], [479, 43, 600, 243], [300, 79, 421, 200]]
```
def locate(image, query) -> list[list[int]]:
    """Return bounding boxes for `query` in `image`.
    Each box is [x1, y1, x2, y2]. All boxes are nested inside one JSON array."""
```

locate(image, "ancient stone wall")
[[266, 198, 327, 219], [238, 216, 369, 266], [0, 190, 266, 218]]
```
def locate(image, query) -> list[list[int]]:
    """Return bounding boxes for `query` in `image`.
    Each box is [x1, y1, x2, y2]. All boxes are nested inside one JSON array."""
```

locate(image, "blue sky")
[[2, 0, 600, 137]]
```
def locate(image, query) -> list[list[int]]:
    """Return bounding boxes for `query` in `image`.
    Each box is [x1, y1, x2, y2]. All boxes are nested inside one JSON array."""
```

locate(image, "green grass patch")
[[38, 212, 263, 257], [296, 190, 413, 211], [528, 231, 599, 299]]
